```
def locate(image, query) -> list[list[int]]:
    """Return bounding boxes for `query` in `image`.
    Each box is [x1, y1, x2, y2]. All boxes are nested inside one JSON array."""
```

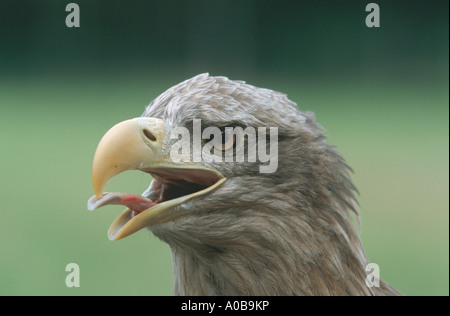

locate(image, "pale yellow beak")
[[92, 117, 166, 198], [89, 117, 226, 241]]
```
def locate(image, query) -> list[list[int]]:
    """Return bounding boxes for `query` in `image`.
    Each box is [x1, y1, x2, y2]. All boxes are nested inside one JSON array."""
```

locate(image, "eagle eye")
[[218, 128, 237, 153], [203, 126, 238, 154]]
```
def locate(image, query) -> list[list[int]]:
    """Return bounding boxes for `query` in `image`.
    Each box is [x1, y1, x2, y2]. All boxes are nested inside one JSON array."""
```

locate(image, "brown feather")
[[143, 74, 402, 296]]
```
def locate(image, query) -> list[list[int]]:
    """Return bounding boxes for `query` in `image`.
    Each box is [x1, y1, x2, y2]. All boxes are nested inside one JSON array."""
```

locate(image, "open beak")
[[87, 117, 226, 241]]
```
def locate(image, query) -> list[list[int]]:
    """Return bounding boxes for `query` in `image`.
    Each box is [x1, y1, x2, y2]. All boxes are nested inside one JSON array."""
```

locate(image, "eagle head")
[[87, 73, 400, 296]]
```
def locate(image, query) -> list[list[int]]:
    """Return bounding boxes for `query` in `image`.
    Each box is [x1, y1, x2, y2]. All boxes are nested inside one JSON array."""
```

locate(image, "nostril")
[[143, 129, 157, 142]]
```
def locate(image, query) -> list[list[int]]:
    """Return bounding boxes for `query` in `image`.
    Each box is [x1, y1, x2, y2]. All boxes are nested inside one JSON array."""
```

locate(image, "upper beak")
[[89, 117, 226, 240], [92, 117, 166, 198]]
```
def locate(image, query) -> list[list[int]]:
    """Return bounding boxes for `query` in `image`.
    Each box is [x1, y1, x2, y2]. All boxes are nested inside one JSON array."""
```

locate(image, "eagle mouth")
[[88, 167, 226, 240], [87, 117, 227, 240], [143, 167, 224, 209]]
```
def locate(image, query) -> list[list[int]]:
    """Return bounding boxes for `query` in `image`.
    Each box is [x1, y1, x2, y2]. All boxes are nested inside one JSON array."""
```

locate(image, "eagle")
[[87, 73, 401, 296]]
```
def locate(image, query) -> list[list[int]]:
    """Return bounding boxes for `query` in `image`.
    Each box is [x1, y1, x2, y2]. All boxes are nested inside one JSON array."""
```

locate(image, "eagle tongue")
[[87, 192, 157, 213]]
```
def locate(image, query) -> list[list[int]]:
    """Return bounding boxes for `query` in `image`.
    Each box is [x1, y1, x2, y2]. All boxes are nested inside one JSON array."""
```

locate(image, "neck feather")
[[152, 201, 373, 296]]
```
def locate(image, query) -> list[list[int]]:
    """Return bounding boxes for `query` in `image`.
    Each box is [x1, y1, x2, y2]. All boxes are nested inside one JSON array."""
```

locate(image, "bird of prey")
[[87, 73, 401, 296]]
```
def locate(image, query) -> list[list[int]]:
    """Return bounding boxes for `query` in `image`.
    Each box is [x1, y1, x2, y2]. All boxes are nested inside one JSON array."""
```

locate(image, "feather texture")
[[143, 74, 401, 296]]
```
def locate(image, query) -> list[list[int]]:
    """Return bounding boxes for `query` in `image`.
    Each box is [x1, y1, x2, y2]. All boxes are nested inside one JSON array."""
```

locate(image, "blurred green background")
[[0, 0, 448, 296]]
